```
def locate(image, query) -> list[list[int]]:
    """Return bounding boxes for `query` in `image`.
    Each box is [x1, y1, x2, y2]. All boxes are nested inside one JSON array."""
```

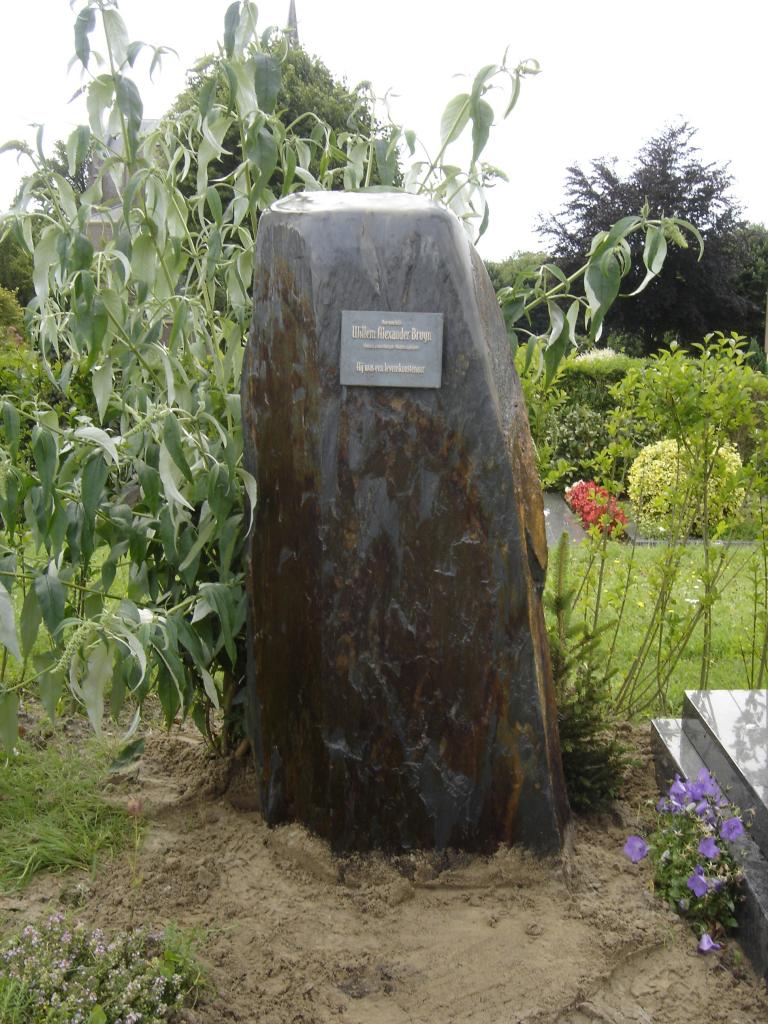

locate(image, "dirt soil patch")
[[2, 724, 767, 1023]]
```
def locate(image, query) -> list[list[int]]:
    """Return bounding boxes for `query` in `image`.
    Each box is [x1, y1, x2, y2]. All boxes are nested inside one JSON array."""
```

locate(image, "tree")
[[539, 123, 753, 353], [46, 139, 95, 196], [170, 43, 392, 193], [732, 222, 768, 342]]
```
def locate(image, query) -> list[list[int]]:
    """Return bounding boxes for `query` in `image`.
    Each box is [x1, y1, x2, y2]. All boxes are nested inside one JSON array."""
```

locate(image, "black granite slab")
[[682, 690, 768, 860], [651, 717, 706, 791]]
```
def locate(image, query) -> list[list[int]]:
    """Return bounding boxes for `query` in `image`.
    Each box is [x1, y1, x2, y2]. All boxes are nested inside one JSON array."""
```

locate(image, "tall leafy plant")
[[614, 334, 755, 693], [503, 201, 703, 388]]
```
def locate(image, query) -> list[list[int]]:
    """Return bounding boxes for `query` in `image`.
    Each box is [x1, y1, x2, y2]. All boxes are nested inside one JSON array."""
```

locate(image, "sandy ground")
[[2, 725, 767, 1024]]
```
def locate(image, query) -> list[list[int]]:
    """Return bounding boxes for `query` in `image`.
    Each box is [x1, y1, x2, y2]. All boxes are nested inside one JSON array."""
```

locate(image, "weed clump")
[[0, 915, 202, 1023]]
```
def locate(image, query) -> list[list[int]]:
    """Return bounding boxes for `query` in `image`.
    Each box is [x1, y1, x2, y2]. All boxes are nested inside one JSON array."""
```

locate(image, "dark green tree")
[[732, 222, 768, 341], [171, 43, 390, 194], [48, 139, 95, 195], [539, 123, 753, 353]]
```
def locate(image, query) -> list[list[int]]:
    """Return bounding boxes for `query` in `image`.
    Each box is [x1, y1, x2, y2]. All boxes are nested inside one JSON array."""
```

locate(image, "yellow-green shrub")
[[628, 438, 744, 537]]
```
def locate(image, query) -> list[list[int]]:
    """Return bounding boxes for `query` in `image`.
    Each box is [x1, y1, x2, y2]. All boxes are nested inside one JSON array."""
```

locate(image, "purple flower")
[[698, 932, 722, 953], [697, 768, 723, 801], [668, 775, 687, 808], [688, 768, 717, 802], [686, 866, 709, 898], [623, 835, 648, 863], [688, 780, 705, 801], [720, 816, 744, 841], [698, 836, 720, 859]]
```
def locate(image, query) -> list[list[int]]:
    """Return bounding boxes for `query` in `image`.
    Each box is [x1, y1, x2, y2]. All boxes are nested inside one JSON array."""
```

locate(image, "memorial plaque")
[[340, 310, 443, 388]]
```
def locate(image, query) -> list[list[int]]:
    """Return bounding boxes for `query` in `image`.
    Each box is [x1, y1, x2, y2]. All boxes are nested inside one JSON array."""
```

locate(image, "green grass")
[[0, 735, 134, 890], [547, 538, 765, 716], [0, 976, 28, 1024]]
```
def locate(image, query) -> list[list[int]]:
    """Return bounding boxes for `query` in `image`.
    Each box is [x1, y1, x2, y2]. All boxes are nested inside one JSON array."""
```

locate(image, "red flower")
[[564, 480, 627, 537]]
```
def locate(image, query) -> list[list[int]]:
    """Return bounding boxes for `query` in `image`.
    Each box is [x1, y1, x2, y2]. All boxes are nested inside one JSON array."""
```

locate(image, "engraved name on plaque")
[[340, 310, 444, 388]]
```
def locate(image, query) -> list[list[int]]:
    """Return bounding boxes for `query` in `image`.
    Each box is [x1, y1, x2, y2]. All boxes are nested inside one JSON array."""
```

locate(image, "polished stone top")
[[686, 689, 768, 805], [269, 190, 448, 218]]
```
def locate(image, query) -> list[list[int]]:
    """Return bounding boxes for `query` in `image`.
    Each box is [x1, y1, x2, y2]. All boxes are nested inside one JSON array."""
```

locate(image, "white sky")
[[1, 0, 766, 260]]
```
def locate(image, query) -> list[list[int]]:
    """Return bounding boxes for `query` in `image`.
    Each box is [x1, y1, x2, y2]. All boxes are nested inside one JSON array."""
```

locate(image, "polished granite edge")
[[651, 718, 706, 791], [735, 831, 768, 985], [681, 694, 768, 860], [684, 690, 768, 801], [651, 715, 768, 982]]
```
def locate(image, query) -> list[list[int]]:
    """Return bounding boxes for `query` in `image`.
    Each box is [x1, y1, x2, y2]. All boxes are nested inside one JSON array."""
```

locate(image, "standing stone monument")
[[242, 192, 569, 853]]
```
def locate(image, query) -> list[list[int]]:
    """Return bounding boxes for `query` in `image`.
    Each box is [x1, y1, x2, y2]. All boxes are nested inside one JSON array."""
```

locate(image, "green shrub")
[[729, 363, 768, 463], [0, 287, 24, 338], [611, 336, 768, 467], [558, 350, 645, 413], [543, 403, 610, 484], [605, 330, 646, 358], [0, 338, 97, 447], [0, 337, 39, 410], [556, 664, 627, 811], [515, 351, 572, 488], [628, 438, 745, 537], [520, 349, 655, 488], [0, 232, 34, 306]]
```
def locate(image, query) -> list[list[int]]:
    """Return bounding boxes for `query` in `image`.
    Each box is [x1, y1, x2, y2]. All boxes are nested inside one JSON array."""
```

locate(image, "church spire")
[[287, 1, 299, 46]]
